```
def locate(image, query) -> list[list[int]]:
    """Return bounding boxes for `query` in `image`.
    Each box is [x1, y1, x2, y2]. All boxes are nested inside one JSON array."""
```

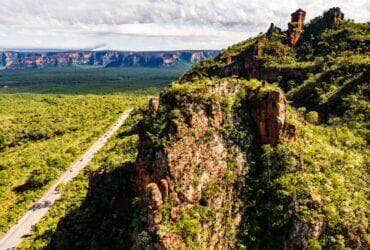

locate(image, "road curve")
[[0, 110, 132, 250]]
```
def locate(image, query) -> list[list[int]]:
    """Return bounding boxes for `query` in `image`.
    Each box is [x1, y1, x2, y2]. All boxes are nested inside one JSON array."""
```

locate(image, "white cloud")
[[0, 0, 368, 50]]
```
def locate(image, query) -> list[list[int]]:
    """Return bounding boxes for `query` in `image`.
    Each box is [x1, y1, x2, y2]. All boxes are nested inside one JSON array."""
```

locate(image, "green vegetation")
[[140, 9, 369, 248], [288, 53, 369, 119], [0, 65, 188, 88], [8, 9, 370, 249], [0, 92, 147, 236], [238, 105, 369, 248], [298, 20, 369, 60], [20, 112, 142, 249], [0, 66, 186, 237]]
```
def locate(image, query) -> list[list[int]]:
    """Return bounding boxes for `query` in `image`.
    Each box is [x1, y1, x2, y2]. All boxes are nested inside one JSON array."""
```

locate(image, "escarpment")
[[130, 76, 311, 249], [124, 7, 368, 249], [134, 79, 249, 248], [79, 7, 368, 250], [0, 50, 219, 70], [179, 7, 358, 93]]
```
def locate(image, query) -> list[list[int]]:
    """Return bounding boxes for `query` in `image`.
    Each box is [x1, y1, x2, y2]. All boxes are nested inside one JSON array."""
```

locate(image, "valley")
[[0, 66, 185, 241]]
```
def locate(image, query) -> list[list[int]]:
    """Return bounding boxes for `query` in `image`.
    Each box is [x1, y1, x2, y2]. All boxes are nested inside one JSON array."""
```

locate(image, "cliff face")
[[288, 9, 306, 46], [82, 7, 369, 250], [0, 50, 219, 70], [133, 79, 297, 248], [249, 88, 298, 146]]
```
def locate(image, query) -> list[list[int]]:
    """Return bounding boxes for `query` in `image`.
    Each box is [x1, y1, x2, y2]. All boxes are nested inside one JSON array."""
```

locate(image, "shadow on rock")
[[47, 163, 139, 249]]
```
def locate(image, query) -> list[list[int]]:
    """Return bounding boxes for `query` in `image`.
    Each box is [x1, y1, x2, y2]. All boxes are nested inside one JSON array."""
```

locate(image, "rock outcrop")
[[247, 88, 298, 146], [267, 23, 281, 37], [256, 35, 267, 57], [180, 9, 315, 89], [288, 9, 306, 46], [132, 78, 301, 248], [322, 7, 344, 29], [125, 7, 369, 250], [250, 89, 287, 146], [134, 79, 249, 248]]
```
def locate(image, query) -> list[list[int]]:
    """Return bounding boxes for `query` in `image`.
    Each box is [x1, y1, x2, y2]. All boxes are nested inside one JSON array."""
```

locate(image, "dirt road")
[[0, 110, 132, 249]]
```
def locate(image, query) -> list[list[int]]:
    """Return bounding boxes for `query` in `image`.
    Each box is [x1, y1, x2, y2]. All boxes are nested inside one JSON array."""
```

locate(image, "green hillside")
[[21, 7, 369, 249], [133, 7, 369, 248]]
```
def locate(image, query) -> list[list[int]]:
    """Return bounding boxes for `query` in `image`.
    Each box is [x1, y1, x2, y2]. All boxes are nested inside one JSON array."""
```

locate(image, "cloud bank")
[[0, 0, 369, 51]]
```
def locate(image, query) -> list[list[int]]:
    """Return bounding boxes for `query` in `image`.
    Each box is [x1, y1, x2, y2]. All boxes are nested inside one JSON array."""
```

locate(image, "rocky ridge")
[[0, 50, 219, 70], [132, 73, 305, 248], [82, 7, 369, 249]]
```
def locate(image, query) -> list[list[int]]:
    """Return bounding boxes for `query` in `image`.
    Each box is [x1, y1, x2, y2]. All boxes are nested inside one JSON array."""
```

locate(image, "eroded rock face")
[[267, 23, 281, 37], [288, 9, 306, 46], [323, 7, 344, 29], [248, 88, 298, 146], [250, 89, 287, 146], [145, 183, 163, 228], [134, 81, 248, 249]]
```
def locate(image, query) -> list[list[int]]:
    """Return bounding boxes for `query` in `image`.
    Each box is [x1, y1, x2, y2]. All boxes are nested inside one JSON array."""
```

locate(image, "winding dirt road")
[[0, 110, 132, 250]]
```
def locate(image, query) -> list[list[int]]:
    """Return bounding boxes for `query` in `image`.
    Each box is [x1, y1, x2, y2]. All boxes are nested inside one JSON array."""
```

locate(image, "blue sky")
[[0, 0, 369, 51]]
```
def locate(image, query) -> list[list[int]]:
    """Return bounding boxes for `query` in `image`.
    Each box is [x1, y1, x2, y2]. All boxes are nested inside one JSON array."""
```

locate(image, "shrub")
[[306, 111, 319, 123], [0, 134, 5, 150], [27, 168, 60, 189], [137, 231, 151, 247], [46, 156, 66, 170]]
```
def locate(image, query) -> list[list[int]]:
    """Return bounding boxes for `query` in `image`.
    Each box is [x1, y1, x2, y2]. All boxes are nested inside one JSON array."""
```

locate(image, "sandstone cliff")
[[133, 79, 297, 248], [82, 7, 369, 249], [288, 9, 306, 46], [0, 50, 219, 70]]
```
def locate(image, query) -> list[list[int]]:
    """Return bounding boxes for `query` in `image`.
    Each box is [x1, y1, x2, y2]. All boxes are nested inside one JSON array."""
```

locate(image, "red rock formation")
[[251, 89, 287, 146], [134, 80, 248, 248], [135, 160, 152, 193], [145, 183, 163, 228], [267, 23, 281, 37], [288, 9, 306, 46], [323, 7, 344, 29], [249, 88, 299, 146]]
